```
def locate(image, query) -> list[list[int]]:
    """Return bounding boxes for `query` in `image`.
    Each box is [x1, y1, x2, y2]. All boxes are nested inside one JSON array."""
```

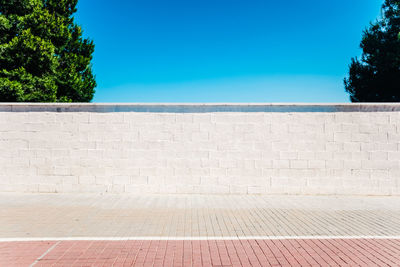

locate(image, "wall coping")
[[1, 103, 400, 113]]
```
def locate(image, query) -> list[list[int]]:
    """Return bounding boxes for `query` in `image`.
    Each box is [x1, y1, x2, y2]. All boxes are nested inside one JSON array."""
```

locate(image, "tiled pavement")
[[2, 239, 400, 266], [0, 193, 400, 266]]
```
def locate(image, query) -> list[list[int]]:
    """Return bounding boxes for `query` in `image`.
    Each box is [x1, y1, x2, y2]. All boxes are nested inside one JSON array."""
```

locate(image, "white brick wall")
[[0, 104, 400, 195]]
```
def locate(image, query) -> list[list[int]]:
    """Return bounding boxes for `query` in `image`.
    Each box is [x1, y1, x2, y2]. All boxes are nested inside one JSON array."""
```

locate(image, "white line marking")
[[1, 236, 400, 242], [29, 240, 60, 267]]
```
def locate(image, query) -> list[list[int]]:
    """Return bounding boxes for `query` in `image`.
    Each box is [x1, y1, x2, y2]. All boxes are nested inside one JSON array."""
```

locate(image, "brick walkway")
[[2, 239, 400, 266], [1, 194, 400, 266]]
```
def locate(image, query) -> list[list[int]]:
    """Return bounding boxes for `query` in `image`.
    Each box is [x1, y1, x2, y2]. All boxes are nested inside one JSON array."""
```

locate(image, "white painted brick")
[[219, 159, 237, 168], [334, 132, 352, 142], [272, 160, 290, 169], [54, 167, 71, 176], [359, 124, 378, 134], [270, 123, 288, 134], [373, 114, 390, 124], [351, 169, 370, 178], [235, 123, 255, 133], [342, 178, 378, 189], [55, 113, 73, 123], [307, 177, 343, 188], [191, 131, 209, 141], [290, 160, 307, 169], [325, 123, 342, 133], [288, 124, 305, 133], [124, 185, 143, 193], [279, 169, 299, 178], [254, 160, 273, 169], [272, 142, 290, 151], [361, 160, 398, 170], [227, 168, 262, 177], [352, 151, 369, 160], [253, 142, 272, 152], [298, 152, 315, 160], [247, 186, 266, 194], [351, 113, 371, 124], [333, 152, 352, 160], [374, 143, 397, 151], [158, 185, 177, 194], [370, 133, 388, 143], [370, 170, 389, 179], [333, 169, 351, 178], [199, 123, 216, 133], [335, 113, 353, 123], [1, 108, 400, 196], [196, 185, 230, 194], [95, 176, 111, 185], [389, 113, 400, 124], [308, 160, 325, 169], [109, 184, 125, 193], [140, 167, 173, 177], [351, 133, 370, 142], [343, 142, 361, 152], [388, 133, 400, 142], [280, 151, 297, 160], [229, 185, 248, 194], [341, 123, 358, 132], [304, 142, 325, 151], [38, 184, 57, 193], [326, 142, 343, 152], [215, 176, 231, 186], [262, 151, 280, 160], [79, 176, 95, 184], [72, 113, 89, 123], [124, 114, 158, 124], [369, 151, 388, 160], [157, 114, 176, 123], [289, 141, 312, 153], [130, 176, 148, 185], [79, 184, 107, 193], [360, 143, 374, 152], [192, 114, 211, 123], [1, 140, 29, 150], [112, 176, 130, 185], [343, 160, 362, 169], [388, 152, 400, 161], [209, 168, 227, 177], [325, 160, 343, 169], [245, 114, 265, 123], [200, 159, 219, 168]]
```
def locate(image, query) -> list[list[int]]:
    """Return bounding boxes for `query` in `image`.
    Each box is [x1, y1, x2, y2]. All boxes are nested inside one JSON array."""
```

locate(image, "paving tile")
[[1, 193, 400, 266], [2, 239, 399, 266], [1, 194, 400, 239]]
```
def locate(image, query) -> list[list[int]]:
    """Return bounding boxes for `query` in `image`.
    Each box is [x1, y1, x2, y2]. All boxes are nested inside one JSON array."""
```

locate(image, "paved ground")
[[0, 193, 400, 266], [2, 239, 400, 266]]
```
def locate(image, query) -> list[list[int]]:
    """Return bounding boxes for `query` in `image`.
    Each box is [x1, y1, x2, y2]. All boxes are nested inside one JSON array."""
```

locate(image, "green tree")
[[0, 0, 96, 102], [344, 0, 400, 102]]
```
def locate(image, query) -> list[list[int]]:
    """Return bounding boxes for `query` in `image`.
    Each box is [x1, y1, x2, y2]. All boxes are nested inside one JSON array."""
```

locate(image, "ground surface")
[[0, 194, 400, 266]]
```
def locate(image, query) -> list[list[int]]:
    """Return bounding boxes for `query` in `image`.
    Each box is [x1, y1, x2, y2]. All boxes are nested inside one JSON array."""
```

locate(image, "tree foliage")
[[0, 0, 96, 102], [344, 0, 400, 102]]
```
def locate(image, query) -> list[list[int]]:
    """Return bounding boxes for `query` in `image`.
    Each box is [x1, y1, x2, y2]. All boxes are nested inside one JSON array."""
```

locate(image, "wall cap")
[[1, 103, 400, 112]]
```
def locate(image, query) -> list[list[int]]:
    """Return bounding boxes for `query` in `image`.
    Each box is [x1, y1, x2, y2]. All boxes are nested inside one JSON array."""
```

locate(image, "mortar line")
[[29, 240, 61, 267]]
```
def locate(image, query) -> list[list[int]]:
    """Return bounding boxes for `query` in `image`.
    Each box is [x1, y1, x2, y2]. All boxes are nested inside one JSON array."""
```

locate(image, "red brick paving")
[[0, 239, 400, 266], [0, 241, 56, 266]]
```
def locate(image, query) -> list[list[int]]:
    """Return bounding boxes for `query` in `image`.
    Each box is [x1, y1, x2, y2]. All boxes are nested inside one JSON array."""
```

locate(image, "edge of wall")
[[1, 103, 400, 113]]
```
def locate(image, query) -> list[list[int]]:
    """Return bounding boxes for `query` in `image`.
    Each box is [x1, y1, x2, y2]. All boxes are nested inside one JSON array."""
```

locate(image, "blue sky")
[[75, 0, 383, 103]]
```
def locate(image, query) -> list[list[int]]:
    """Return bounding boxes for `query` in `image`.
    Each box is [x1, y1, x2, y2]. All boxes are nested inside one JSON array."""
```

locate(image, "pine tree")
[[344, 0, 400, 102], [0, 0, 96, 102]]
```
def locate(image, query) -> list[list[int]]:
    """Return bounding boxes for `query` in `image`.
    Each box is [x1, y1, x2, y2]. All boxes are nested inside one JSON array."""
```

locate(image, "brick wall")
[[1, 104, 399, 195]]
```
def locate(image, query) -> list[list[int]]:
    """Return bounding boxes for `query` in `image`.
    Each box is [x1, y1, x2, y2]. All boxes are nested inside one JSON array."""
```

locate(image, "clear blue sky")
[[75, 0, 383, 103]]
